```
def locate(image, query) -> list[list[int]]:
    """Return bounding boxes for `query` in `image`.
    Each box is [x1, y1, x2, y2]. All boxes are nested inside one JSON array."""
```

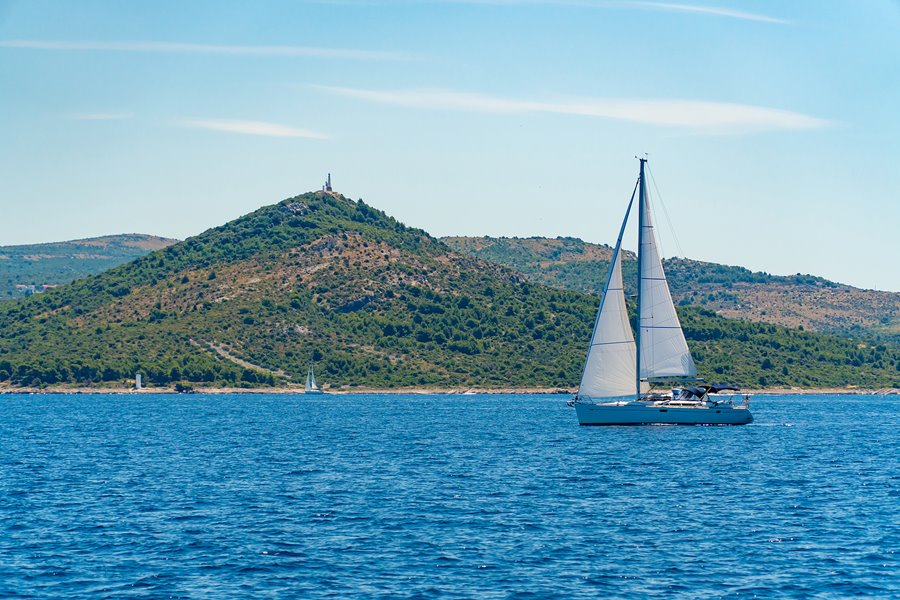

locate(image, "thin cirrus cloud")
[[179, 119, 329, 139], [330, 1, 788, 25], [629, 1, 788, 24], [0, 39, 409, 61], [311, 85, 830, 133]]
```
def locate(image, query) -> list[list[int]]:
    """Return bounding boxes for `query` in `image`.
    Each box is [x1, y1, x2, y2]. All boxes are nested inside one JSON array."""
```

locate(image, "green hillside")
[[444, 236, 900, 340], [0, 234, 178, 301], [0, 193, 898, 390]]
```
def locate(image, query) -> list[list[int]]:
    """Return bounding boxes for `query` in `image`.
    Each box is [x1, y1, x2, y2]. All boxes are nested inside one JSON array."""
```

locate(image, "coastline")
[[1, 384, 897, 395]]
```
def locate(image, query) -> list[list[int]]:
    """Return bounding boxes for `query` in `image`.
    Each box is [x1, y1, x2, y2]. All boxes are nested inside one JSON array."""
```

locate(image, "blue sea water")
[[0, 393, 897, 598]]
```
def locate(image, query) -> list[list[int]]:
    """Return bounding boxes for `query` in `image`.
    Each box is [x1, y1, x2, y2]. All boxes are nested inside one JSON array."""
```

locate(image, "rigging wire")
[[646, 163, 685, 260]]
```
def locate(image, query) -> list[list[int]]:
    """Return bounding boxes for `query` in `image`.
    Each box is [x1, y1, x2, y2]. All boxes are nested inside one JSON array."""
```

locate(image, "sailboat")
[[572, 158, 752, 425], [305, 361, 325, 395]]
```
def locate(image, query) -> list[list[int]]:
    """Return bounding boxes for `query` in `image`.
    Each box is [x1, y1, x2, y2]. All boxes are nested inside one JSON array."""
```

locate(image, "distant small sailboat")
[[305, 361, 325, 395], [571, 158, 752, 425]]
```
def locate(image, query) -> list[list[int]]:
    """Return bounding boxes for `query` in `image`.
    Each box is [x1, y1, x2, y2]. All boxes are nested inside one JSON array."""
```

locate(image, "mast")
[[635, 157, 647, 397]]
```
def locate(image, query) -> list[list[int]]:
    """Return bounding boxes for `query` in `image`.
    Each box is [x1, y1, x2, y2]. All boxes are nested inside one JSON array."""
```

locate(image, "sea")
[[0, 393, 897, 598]]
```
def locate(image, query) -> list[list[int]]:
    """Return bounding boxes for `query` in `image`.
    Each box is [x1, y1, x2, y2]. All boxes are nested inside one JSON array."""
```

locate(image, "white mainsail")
[[578, 189, 638, 399], [637, 169, 697, 380]]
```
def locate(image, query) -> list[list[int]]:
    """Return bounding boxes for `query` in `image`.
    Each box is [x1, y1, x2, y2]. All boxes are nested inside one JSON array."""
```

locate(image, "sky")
[[1, 0, 899, 291]]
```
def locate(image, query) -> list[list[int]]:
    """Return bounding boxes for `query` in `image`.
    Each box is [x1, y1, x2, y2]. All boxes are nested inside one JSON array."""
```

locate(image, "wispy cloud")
[[0, 39, 409, 61], [312, 85, 829, 133], [311, 0, 788, 24], [179, 119, 329, 139], [630, 2, 788, 24], [68, 112, 133, 121]]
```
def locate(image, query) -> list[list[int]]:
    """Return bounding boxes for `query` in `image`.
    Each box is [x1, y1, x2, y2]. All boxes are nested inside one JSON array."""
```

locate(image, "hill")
[[0, 193, 898, 391], [443, 236, 900, 340], [0, 234, 178, 301]]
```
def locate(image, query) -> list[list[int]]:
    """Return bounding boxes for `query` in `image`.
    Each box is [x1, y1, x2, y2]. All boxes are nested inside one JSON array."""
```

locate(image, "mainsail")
[[578, 185, 638, 399], [637, 162, 697, 380]]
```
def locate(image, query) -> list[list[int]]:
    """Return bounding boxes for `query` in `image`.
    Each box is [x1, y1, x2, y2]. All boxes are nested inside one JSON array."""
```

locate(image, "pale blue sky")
[[1, 1, 898, 290]]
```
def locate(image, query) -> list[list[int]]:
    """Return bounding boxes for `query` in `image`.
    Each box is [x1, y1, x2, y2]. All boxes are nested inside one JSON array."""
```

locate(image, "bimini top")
[[680, 386, 707, 398], [705, 384, 740, 393], [678, 384, 740, 399]]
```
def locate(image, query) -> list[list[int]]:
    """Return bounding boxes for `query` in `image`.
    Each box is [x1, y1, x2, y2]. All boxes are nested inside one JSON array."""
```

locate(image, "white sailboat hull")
[[574, 401, 752, 426]]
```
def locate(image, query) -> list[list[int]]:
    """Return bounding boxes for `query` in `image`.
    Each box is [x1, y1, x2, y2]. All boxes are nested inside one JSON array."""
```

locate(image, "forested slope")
[[1, 194, 897, 390]]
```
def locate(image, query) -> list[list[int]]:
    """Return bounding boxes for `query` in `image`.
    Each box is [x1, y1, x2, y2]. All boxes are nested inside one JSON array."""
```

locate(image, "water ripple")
[[0, 393, 897, 597]]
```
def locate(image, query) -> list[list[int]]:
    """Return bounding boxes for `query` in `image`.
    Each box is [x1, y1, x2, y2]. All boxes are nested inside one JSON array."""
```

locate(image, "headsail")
[[637, 162, 697, 380], [578, 183, 639, 399]]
